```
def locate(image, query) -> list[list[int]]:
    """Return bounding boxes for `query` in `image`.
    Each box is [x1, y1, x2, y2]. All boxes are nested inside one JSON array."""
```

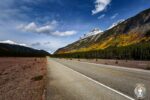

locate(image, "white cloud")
[[18, 21, 56, 34], [24, 22, 37, 32], [36, 25, 55, 33], [18, 20, 77, 36], [0, 40, 27, 46], [92, 0, 111, 15], [108, 19, 125, 30], [98, 14, 105, 19], [111, 13, 119, 19], [52, 30, 77, 36]]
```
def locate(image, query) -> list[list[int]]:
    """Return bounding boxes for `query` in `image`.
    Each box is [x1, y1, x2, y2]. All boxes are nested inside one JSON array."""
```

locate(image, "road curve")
[[46, 58, 150, 100]]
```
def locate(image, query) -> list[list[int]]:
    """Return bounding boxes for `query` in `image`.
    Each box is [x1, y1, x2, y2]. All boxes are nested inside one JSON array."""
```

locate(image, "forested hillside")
[[0, 43, 50, 57]]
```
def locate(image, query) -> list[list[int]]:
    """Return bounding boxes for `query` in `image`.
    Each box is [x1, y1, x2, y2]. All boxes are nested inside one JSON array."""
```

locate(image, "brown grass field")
[[0, 57, 47, 100]]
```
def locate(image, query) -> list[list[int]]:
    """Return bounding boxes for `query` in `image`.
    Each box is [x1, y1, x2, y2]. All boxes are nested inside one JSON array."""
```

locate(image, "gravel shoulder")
[[66, 58, 150, 70]]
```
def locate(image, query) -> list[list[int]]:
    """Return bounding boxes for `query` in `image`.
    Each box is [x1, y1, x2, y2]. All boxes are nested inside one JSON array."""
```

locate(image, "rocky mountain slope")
[[0, 43, 50, 57], [55, 8, 150, 54]]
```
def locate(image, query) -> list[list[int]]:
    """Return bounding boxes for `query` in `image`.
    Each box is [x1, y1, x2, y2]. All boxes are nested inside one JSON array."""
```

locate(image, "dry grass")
[[0, 57, 47, 100]]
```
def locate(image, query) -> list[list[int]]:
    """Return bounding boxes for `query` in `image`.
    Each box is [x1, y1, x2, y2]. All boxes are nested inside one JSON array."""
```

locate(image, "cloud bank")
[[18, 21, 77, 36]]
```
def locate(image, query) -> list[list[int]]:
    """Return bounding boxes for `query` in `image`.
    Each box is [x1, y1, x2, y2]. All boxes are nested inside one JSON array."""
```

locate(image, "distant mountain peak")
[[0, 40, 27, 46], [81, 28, 103, 39]]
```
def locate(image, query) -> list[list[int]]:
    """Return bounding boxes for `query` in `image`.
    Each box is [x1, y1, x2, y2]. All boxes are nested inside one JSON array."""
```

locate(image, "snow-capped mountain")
[[55, 8, 150, 54], [0, 40, 27, 46], [81, 28, 103, 39]]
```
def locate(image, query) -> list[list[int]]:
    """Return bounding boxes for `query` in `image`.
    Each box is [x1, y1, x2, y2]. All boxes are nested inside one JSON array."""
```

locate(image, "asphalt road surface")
[[46, 58, 150, 100]]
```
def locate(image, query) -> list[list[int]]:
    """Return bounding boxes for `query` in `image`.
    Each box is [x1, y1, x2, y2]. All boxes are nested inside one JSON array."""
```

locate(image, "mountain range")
[[0, 43, 50, 57], [55, 8, 150, 55]]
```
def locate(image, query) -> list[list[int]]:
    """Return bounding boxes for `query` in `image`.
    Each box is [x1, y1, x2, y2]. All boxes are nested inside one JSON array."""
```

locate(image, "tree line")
[[53, 42, 150, 60]]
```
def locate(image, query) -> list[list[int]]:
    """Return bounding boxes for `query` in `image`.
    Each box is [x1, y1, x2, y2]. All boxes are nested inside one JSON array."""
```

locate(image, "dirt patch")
[[0, 57, 47, 100]]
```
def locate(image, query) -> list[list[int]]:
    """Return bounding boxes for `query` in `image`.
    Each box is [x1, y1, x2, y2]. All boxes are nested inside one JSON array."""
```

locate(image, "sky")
[[0, 0, 150, 53]]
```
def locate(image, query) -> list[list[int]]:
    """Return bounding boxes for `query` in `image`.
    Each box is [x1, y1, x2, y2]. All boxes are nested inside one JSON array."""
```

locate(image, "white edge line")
[[65, 66, 135, 100], [52, 59, 135, 100]]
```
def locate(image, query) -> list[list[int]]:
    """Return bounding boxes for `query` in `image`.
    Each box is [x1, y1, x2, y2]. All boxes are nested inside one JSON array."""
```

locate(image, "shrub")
[[31, 75, 43, 81]]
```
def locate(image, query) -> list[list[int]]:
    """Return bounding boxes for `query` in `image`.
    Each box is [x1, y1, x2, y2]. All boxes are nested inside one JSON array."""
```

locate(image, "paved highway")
[[46, 58, 150, 100]]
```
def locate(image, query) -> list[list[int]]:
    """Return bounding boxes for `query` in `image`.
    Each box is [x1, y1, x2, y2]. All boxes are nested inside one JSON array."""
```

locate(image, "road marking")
[[52, 59, 135, 100]]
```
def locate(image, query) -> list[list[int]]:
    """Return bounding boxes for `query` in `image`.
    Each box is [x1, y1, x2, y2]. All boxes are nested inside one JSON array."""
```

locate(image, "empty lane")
[[46, 58, 138, 100], [53, 58, 150, 100]]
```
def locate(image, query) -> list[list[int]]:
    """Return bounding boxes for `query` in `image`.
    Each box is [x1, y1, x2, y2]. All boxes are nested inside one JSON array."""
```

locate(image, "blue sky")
[[0, 0, 150, 53]]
